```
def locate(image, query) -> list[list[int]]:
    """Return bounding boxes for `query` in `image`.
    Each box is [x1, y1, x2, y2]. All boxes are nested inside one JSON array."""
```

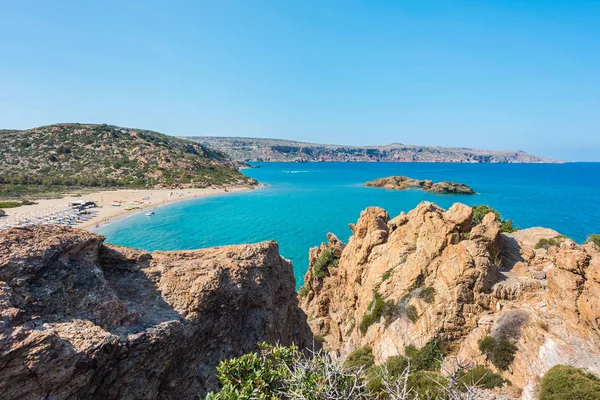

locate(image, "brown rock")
[[365, 176, 475, 194], [300, 202, 600, 394], [0, 225, 312, 400]]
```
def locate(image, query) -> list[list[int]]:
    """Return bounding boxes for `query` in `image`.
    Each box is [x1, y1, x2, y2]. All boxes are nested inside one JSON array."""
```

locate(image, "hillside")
[[0, 124, 255, 197], [185, 136, 556, 163]]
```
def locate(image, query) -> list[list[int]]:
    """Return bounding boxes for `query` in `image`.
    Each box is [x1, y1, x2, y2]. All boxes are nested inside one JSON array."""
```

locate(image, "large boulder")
[[0, 225, 312, 400]]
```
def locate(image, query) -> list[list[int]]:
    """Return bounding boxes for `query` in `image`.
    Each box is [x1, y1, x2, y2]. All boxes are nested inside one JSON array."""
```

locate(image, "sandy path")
[[1, 186, 256, 230]]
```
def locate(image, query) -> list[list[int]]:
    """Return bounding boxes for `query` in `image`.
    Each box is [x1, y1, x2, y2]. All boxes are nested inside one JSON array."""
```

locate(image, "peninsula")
[[185, 136, 556, 164]]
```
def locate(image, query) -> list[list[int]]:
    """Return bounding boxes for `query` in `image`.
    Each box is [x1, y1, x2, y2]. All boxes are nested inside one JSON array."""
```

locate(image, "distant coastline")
[[185, 136, 559, 164]]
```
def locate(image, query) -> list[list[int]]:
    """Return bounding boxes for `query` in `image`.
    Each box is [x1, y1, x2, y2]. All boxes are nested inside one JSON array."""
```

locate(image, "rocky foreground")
[[1, 203, 599, 399], [366, 176, 476, 194], [0, 226, 312, 399], [300, 202, 600, 398]]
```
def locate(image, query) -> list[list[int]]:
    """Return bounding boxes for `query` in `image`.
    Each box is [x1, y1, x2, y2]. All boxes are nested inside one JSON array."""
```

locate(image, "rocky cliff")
[[300, 202, 600, 398], [0, 226, 312, 400], [185, 137, 556, 163]]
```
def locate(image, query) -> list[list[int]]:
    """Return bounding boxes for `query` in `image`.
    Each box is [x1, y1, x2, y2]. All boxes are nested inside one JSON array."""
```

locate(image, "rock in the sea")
[[365, 176, 475, 194], [0, 225, 312, 400], [425, 180, 476, 194], [300, 201, 600, 394]]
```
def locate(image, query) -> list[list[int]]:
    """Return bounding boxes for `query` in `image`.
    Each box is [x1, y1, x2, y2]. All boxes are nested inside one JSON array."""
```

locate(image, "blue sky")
[[1, 1, 598, 161]]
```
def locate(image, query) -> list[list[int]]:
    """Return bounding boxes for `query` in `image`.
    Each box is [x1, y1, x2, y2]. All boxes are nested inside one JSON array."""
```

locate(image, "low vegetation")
[[381, 268, 393, 281], [0, 123, 254, 198], [471, 205, 519, 233], [540, 365, 600, 400], [344, 346, 376, 370], [478, 336, 517, 371], [0, 201, 22, 208], [418, 287, 435, 304], [535, 235, 567, 250], [478, 311, 527, 371], [360, 292, 399, 334], [206, 340, 502, 399], [587, 234, 600, 247], [297, 286, 309, 297], [312, 248, 340, 279], [456, 366, 508, 390], [406, 305, 419, 323]]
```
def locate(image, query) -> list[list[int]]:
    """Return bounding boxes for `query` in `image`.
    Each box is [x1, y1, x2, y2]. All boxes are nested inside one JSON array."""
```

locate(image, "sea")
[[97, 162, 600, 287]]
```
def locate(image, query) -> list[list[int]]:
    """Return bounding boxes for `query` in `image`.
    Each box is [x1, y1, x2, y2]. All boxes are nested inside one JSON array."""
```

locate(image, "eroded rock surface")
[[0, 225, 312, 400], [300, 202, 600, 397]]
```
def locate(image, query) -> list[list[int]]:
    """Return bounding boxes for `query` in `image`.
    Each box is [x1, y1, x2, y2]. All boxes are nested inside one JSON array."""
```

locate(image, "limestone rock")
[[300, 202, 600, 395], [0, 225, 312, 400]]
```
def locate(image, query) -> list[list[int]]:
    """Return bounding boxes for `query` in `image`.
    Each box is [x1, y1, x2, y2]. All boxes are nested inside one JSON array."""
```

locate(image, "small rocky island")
[[365, 176, 476, 194]]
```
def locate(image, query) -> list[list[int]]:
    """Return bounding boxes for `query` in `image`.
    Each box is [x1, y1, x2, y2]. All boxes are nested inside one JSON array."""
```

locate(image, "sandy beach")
[[1, 186, 255, 231]]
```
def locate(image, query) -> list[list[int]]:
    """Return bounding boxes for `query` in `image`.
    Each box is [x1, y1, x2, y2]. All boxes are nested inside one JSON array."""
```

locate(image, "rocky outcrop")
[[365, 176, 476, 194], [300, 202, 600, 398], [0, 226, 312, 400]]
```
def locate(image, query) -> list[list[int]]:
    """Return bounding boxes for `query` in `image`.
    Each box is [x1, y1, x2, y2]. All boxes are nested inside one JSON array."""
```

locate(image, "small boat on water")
[[145, 211, 155, 216]]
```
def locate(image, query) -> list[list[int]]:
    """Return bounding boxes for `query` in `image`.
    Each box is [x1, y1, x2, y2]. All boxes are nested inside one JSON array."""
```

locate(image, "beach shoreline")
[[1, 185, 260, 231]]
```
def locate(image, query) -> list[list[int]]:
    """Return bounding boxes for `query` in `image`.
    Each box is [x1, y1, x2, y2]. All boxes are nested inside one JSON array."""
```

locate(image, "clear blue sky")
[[1, 1, 598, 161]]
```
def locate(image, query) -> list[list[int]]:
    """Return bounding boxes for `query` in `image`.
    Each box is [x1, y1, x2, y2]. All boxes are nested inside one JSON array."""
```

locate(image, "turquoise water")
[[97, 162, 600, 286]]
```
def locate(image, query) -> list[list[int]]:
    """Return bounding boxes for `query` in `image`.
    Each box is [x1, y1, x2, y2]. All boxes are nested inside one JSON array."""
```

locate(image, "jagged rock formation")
[[365, 176, 476, 194], [185, 137, 556, 163], [0, 226, 312, 400], [300, 202, 600, 398]]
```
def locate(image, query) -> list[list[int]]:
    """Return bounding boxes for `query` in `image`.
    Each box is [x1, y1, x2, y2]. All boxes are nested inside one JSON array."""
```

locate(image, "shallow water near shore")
[[98, 162, 600, 286]]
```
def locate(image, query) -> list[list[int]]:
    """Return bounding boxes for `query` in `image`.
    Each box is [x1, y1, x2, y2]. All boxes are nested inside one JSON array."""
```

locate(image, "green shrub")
[[535, 236, 566, 250], [0, 201, 22, 208], [457, 366, 508, 389], [406, 305, 419, 323], [344, 346, 375, 370], [365, 341, 445, 398], [418, 287, 435, 303], [479, 335, 517, 371], [381, 268, 393, 281], [540, 365, 600, 400], [471, 205, 519, 233], [500, 219, 518, 233], [207, 343, 371, 399], [408, 371, 448, 399], [312, 248, 339, 279], [587, 234, 600, 247], [359, 292, 399, 334], [206, 343, 297, 399], [405, 338, 443, 372], [298, 286, 309, 297]]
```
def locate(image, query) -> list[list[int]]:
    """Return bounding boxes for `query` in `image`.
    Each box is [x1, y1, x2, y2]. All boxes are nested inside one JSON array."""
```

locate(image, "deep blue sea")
[[97, 162, 600, 286]]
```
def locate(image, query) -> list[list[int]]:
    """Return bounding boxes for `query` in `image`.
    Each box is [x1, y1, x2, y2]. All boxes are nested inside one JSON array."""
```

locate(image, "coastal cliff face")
[[185, 137, 555, 163], [300, 202, 600, 397], [0, 226, 312, 400]]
